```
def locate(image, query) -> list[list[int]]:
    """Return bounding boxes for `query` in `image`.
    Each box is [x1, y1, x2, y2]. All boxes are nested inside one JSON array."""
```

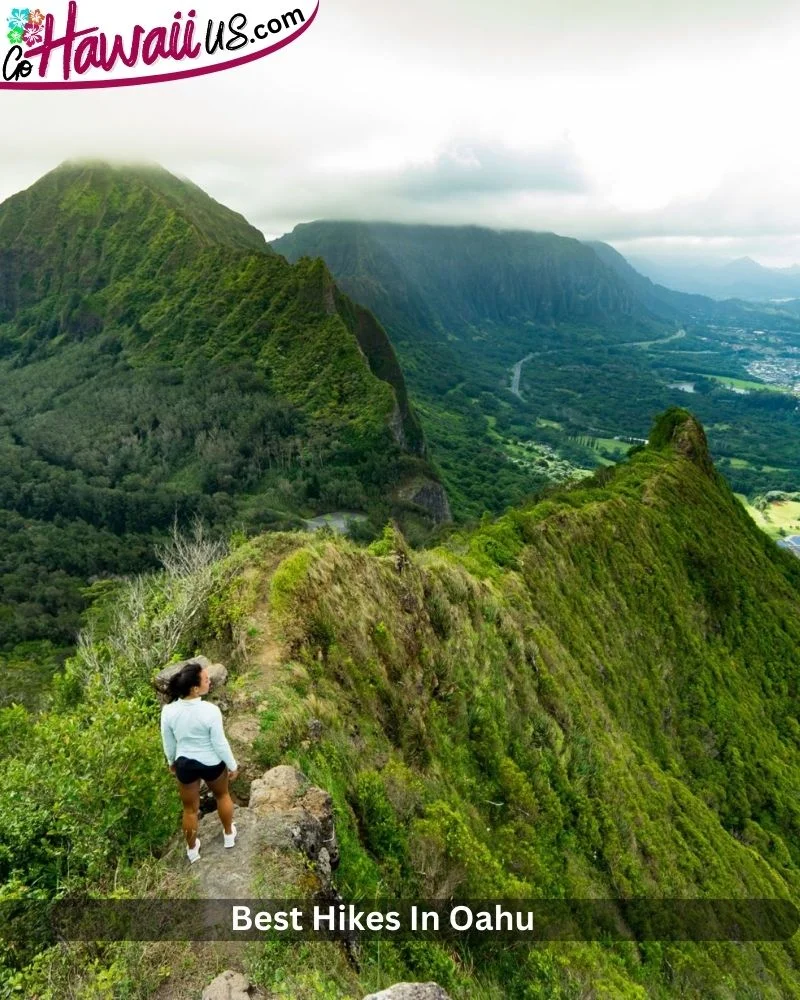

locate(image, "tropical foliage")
[[4, 411, 800, 997]]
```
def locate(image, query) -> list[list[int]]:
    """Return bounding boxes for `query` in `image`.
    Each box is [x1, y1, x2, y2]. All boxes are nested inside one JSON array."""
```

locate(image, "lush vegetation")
[[273, 222, 800, 510], [4, 410, 800, 997], [0, 163, 444, 681]]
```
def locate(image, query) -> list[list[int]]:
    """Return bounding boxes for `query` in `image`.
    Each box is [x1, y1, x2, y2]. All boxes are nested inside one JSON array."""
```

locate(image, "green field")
[[702, 374, 786, 393], [738, 495, 800, 537], [593, 436, 635, 455]]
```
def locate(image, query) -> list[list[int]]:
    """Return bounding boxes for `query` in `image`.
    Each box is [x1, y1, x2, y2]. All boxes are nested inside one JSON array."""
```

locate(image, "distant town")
[[747, 358, 800, 392]]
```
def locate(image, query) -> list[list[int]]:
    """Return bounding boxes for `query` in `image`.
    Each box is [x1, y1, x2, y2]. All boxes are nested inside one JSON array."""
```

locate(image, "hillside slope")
[[0, 163, 442, 675], [585, 240, 717, 321], [273, 222, 800, 510], [272, 222, 674, 520], [6, 410, 800, 997]]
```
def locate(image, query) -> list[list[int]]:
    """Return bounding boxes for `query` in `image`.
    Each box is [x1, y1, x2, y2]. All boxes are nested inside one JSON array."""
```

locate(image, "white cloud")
[[2, 0, 800, 261]]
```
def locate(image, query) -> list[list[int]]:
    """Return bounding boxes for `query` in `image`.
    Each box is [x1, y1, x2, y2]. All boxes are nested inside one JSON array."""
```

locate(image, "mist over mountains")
[[629, 253, 800, 302]]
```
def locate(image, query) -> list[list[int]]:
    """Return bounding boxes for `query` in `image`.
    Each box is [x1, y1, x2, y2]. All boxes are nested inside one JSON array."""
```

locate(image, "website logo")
[[1, 1, 318, 89]]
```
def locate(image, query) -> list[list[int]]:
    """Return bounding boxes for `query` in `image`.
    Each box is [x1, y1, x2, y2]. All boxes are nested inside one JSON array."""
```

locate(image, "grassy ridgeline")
[[3, 409, 800, 997]]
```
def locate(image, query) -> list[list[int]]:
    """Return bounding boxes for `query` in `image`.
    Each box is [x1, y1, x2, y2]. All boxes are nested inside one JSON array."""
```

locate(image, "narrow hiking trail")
[[154, 567, 295, 997], [154, 546, 451, 1000]]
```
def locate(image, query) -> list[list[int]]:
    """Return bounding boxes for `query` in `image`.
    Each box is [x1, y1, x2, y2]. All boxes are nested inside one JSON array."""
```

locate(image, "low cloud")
[[3, 0, 800, 263], [384, 139, 588, 200]]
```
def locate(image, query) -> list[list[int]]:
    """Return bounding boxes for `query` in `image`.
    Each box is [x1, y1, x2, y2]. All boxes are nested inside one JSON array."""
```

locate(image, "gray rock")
[[153, 655, 228, 700], [397, 479, 452, 525], [168, 766, 339, 899], [363, 985, 451, 1000], [316, 846, 332, 882], [249, 765, 339, 867], [389, 400, 408, 449], [201, 969, 251, 1000], [186, 807, 263, 899]]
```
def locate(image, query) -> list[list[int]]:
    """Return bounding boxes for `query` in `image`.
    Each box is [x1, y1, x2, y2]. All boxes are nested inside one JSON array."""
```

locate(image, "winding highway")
[[510, 354, 534, 399]]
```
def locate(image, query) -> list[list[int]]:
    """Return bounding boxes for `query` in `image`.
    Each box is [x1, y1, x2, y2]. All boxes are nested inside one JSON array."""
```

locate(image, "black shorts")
[[174, 757, 226, 785]]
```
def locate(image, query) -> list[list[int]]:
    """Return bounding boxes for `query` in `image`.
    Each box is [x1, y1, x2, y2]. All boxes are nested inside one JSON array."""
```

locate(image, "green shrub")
[[354, 771, 408, 868], [0, 695, 175, 892]]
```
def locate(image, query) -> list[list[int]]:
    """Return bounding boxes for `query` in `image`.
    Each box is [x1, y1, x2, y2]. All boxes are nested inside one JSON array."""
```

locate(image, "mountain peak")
[[723, 255, 765, 274], [54, 157, 171, 176], [650, 407, 713, 473], [8, 159, 268, 255]]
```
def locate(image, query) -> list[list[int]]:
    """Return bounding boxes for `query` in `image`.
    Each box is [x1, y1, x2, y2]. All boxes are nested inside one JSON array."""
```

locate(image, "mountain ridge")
[[0, 162, 445, 662], [6, 408, 800, 996], [629, 251, 800, 301], [273, 220, 663, 335]]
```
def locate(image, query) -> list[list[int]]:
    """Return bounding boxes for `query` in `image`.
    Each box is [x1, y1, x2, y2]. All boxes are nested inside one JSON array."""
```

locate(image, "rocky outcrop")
[[168, 766, 338, 898], [201, 970, 253, 1000], [249, 764, 340, 869], [389, 398, 408, 450], [649, 408, 714, 476], [398, 479, 452, 525], [152, 655, 228, 702], [363, 985, 451, 1000]]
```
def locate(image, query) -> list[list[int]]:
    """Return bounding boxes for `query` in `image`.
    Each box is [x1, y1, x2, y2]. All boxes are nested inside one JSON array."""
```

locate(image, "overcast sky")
[[2, 0, 800, 263]]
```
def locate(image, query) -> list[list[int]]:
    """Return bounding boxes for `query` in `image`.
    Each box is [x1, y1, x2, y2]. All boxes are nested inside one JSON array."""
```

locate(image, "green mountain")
[[272, 222, 670, 521], [628, 252, 800, 301], [5, 410, 800, 997], [273, 221, 664, 339], [0, 163, 445, 679], [273, 222, 800, 508]]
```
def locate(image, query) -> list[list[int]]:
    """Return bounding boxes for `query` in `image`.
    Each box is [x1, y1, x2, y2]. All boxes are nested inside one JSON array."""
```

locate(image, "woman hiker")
[[160, 660, 239, 863]]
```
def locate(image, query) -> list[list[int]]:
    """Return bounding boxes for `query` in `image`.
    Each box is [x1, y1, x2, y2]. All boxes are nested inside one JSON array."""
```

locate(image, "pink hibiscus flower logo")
[[23, 20, 41, 45]]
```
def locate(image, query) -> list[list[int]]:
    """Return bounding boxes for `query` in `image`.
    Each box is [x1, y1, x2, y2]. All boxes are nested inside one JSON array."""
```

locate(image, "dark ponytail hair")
[[167, 660, 204, 703]]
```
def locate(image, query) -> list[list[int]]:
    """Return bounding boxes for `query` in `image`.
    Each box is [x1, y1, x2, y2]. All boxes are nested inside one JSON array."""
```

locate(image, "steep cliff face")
[[273, 221, 661, 336], [331, 279, 426, 457], [271, 220, 676, 524]]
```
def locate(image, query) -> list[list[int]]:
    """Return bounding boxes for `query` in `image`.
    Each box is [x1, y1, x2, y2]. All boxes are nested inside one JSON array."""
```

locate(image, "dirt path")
[[154, 572, 293, 998]]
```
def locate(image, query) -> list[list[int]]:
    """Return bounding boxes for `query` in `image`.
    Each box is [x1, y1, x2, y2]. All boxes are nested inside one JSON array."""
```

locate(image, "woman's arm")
[[207, 704, 238, 772], [160, 706, 177, 766]]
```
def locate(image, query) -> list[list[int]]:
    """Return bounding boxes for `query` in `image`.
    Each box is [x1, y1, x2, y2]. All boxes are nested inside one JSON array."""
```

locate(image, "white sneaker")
[[187, 838, 201, 864], [223, 824, 237, 849]]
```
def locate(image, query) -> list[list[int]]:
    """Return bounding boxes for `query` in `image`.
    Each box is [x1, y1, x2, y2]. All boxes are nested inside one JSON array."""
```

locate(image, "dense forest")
[[0, 163, 445, 688]]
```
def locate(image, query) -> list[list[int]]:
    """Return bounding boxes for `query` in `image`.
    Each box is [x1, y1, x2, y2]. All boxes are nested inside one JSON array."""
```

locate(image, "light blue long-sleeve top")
[[160, 697, 238, 771]]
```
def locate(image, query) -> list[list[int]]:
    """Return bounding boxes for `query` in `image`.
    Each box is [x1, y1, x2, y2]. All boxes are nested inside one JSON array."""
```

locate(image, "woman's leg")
[[176, 778, 202, 848], [206, 769, 234, 835]]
